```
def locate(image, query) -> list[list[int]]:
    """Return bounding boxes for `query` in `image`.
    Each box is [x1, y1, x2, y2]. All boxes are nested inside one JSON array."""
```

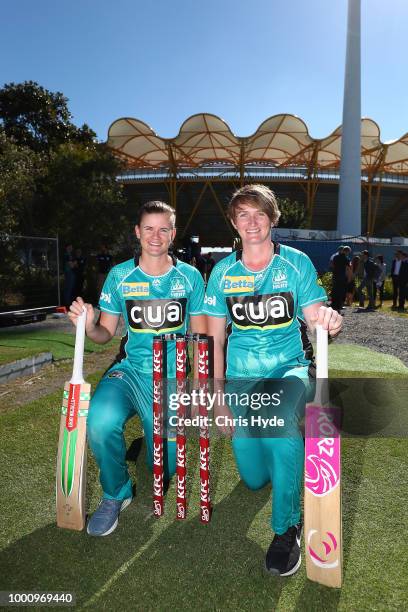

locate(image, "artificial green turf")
[[0, 346, 408, 611], [328, 344, 408, 377], [0, 330, 119, 365]]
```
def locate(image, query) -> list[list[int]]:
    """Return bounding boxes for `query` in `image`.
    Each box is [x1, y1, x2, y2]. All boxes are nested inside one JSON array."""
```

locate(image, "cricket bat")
[[304, 324, 342, 588], [56, 308, 90, 530]]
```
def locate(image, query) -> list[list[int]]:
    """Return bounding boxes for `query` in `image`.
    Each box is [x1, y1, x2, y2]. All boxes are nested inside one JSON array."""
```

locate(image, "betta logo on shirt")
[[224, 276, 255, 293], [122, 282, 150, 297], [126, 298, 186, 333], [226, 292, 294, 330]]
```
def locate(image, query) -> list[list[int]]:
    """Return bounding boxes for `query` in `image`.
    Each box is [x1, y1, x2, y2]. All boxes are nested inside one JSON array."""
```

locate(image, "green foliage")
[[317, 273, 395, 304], [0, 130, 43, 234], [0, 81, 127, 251], [319, 271, 332, 296], [0, 81, 95, 152], [382, 276, 393, 300], [276, 196, 307, 228], [37, 142, 127, 249]]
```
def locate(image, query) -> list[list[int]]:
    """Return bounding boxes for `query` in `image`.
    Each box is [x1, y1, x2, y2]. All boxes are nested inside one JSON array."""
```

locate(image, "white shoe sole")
[[265, 554, 302, 577], [87, 497, 132, 537], [280, 554, 302, 577]]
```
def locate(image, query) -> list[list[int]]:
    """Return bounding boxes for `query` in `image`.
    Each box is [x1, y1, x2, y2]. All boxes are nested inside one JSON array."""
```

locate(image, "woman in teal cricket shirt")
[[204, 184, 343, 577]]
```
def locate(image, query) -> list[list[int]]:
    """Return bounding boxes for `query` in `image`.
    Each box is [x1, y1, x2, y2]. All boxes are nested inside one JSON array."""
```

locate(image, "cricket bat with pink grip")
[[304, 324, 342, 587], [56, 308, 90, 530]]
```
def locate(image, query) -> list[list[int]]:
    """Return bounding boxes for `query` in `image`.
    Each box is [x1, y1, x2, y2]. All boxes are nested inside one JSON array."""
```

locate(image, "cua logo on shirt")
[[126, 298, 186, 333], [227, 292, 294, 330]]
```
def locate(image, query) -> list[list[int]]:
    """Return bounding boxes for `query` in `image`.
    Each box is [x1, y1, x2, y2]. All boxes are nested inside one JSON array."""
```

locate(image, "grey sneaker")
[[87, 497, 132, 536]]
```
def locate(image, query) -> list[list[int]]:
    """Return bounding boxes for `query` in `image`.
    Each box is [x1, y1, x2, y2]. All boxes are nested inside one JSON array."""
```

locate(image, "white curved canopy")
[[107, 113, 408, 176]]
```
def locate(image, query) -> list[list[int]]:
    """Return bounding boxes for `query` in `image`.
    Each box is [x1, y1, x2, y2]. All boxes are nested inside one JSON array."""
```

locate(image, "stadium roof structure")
[[107, 113, 408, 177]]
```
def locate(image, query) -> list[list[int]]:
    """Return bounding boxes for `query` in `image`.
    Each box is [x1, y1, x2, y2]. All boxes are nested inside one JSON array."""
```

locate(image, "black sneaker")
[[265, 522, 302, 576]]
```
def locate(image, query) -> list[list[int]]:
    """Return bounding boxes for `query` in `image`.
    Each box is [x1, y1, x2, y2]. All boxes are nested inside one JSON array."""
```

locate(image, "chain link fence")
[[0, 234, 60, 315]]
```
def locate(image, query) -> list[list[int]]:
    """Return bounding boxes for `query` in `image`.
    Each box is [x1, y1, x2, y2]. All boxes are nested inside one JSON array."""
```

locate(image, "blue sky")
[[1, 0, 406, 142]]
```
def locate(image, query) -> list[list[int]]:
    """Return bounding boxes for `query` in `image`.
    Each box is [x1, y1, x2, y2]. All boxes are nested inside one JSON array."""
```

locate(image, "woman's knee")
[[232, 440, 269, 490], [243, 475, 268, 491], [88, 394, 125, 445]]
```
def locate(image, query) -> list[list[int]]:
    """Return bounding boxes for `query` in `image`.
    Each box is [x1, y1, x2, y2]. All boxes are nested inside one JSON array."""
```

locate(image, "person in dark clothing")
[[373, 254, 386, 308], [96, 245, 113, 296], [398, 252, 408, 311], [345, 254, 360, 306], [390, 250, 403, 309], [331, 247, 348, 312], [356, 250, 377, 310]]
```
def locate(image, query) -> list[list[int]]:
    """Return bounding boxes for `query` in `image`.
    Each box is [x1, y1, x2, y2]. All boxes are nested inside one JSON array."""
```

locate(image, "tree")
[[37, 142, 127, 250], [276, 197, 307, 229], [0, 81, 95, 152], [0, 129, 43, 234], [0, 81, 127, 248]]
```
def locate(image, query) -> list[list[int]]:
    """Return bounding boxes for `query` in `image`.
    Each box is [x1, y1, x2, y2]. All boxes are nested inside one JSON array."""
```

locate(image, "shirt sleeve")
[[98, 269, 122, 314], [189, 269, 205, 315], [203, 266, 228, 317], [298, 253, 327, 308]]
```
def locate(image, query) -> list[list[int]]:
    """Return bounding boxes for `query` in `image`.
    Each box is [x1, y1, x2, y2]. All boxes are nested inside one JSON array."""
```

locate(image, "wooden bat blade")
[[304, 325, 342, 588], [304, 402, 343, 588], [56, 381, 91, 530]]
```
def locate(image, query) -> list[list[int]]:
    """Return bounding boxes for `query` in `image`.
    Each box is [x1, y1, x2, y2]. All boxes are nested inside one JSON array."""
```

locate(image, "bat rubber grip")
[[71, 308, 86, 384], [316, 324, 328, 379]]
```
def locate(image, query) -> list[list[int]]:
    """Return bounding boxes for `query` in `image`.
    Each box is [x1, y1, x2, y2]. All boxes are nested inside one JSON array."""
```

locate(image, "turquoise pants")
[[228, 366, 311, 534], [87, 362, 176, 500]]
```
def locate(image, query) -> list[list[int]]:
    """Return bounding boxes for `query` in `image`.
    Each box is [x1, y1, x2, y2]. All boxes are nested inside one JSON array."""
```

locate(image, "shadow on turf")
[[293, 438, 367, 609], [0, 438, 277, 609], [0, 435, 366, 609]]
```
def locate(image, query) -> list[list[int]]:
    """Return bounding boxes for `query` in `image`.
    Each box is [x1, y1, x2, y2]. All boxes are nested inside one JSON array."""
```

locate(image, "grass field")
[[0, 329, 119, 365], [0, 346, 407, 611]]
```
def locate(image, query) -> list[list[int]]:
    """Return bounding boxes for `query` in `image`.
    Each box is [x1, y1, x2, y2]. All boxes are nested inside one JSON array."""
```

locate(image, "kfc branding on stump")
[[153, 333, 212, 523]]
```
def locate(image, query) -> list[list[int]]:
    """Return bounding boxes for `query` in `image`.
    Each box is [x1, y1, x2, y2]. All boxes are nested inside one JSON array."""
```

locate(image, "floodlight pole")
[[337, 0, 361, 237]]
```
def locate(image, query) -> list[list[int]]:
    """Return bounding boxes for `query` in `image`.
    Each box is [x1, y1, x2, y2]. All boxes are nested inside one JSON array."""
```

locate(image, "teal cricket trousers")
[[229, 366, 310, 534], [87, 363, 176, 500]]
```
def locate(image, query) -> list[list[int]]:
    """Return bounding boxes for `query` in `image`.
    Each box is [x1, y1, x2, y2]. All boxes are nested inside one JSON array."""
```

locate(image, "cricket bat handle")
[[316, 324, 328, 379], [70, 309, 86, 384]]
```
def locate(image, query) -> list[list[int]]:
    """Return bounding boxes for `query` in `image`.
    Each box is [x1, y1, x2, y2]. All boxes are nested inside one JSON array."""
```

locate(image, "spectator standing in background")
[[343, 246, 351, 262], [96, 245, 113, 297], [356, 250, 377, 311], [398, 252, 408, 312], [331, 246, 348, 312], [373, 255, 386, 308], [345, 254, 360, 306], [329, 245, 344, 270], [390, 250, 403, 310]]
